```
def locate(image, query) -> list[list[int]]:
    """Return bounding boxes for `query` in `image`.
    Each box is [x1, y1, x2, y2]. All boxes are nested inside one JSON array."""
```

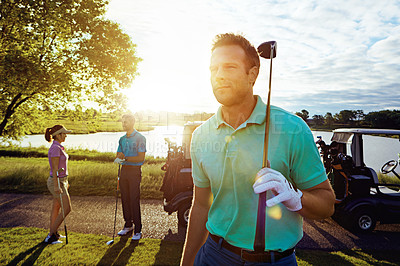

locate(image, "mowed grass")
[[0, 157, 165, 199], [1, 227, 399, 266], [0, 145, 166, 164], [0, 227, 183, 265]]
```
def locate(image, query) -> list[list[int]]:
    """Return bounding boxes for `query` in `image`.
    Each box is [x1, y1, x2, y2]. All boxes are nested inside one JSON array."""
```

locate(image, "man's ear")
[[248, 66, 259, 84]]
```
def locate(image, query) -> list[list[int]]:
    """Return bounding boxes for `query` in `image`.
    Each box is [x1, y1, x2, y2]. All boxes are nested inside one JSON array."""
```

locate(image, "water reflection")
[[4, 126, 184, 159]]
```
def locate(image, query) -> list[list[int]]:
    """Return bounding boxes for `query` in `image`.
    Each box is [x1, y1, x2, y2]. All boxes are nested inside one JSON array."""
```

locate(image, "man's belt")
[[209, 233, 294, 263], [122, 165, 141, 168]]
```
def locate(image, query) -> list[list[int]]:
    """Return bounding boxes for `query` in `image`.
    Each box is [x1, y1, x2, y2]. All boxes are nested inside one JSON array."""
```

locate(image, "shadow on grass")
[[6, 241, 47, 266], [97, 236, 139, 266], [153, 240, 184, 266], [153, 227, 186, 265], [305, 219, 349, 250]]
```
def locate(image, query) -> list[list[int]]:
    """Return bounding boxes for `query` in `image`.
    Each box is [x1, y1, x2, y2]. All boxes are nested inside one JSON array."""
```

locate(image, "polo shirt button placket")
[[225, 135, 237, 158]]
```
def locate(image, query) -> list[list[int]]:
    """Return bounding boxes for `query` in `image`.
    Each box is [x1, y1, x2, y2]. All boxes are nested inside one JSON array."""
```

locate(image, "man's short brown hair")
[[122, 114, 135, 123], [211, 33, 260, 75]]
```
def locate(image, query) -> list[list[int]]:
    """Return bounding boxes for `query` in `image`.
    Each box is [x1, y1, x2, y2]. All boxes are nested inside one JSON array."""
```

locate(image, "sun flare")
[[267, 205, 282, 220]]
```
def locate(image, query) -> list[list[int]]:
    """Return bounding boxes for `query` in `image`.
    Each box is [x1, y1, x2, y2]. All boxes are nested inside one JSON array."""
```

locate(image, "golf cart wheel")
[[177, 202, 191, 227], [351, 208, 377, 233]]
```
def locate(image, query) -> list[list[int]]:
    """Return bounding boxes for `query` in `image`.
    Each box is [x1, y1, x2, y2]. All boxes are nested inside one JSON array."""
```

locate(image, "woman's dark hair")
[[44, 125, 63, 142]]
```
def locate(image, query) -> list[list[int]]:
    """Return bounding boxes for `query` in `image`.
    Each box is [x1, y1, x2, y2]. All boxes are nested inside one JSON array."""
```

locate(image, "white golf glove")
[[253, 168, 303, 212], [113, 158, 125, 165]]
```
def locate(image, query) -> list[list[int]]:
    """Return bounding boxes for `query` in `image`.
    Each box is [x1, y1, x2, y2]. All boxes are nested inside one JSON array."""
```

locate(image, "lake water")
[[3, 127, 400, 174], [5, 126, 184, 159]]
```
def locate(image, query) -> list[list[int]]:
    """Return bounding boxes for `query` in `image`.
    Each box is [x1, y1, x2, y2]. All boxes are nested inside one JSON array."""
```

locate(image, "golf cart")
[[316, 128, 400, 232], [160, 122, 202, 227]]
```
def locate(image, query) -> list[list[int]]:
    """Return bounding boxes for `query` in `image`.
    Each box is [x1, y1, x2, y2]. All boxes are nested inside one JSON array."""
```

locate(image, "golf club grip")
[[254, 191, 266, 251], [65, 225, 68, 244]]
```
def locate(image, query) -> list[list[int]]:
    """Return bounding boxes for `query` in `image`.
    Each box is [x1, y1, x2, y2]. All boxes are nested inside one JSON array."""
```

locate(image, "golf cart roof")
[[333, 128, 400, 135], [332, 128, 400, 144], [331, 128, 400, 167]]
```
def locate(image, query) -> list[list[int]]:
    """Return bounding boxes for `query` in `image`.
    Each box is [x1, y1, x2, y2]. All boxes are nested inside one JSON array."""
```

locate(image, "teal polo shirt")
[[117, 130, 146, 166], [191, 95, 327, 251]]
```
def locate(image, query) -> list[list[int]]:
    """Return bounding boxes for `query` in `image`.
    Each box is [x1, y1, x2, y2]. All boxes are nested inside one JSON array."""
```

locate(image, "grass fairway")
[[1, 228, 399, 266], [0, 157, 165, 198], [0, 227, 184, 265]]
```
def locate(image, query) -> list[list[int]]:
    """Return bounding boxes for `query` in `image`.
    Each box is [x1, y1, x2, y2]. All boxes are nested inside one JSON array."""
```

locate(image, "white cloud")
[[105, 0, 400, 115]]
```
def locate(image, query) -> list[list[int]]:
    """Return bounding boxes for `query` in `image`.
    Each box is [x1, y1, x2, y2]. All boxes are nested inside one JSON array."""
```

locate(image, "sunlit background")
[[105, 0, 400, 116]]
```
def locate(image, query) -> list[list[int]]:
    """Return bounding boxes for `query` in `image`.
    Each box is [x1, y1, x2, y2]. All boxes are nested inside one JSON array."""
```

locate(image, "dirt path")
[[1, 193, 400, 250]]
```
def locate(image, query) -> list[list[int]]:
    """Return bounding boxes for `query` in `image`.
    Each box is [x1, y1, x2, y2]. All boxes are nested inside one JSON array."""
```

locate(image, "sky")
[[105, 0, 400, 117]]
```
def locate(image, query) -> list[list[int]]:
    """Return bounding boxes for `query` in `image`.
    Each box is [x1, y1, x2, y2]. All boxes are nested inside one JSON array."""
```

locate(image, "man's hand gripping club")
[[253, 168, 303, 212], [113, 158, 125, 165]]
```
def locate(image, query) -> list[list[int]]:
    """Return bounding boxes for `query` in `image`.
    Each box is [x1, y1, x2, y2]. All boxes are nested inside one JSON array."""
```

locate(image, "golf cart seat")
[[331, 155, 377, 200], [365, 167, 400, 196]]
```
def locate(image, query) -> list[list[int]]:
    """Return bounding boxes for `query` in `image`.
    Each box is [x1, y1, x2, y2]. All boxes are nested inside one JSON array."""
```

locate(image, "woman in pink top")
[[44, 125, 72, 244]]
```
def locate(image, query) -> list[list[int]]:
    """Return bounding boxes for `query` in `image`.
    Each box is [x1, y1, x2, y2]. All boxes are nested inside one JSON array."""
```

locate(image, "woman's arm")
[[51, 157, 61, 193]]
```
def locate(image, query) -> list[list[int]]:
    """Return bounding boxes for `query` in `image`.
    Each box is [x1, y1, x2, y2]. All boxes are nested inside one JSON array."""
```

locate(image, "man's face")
[[122, 118, 134, 132], [210, 45, 257, 107]]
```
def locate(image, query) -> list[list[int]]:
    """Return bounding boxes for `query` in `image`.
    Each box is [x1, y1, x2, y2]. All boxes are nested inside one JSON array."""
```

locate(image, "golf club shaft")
[[254, 44, 274, 252], [263, 55, 273, 167], [57, 169, 68, 244], [112, 164, 121, 241]]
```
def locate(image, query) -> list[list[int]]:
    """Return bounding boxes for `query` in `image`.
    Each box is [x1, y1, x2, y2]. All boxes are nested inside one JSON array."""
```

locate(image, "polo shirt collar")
[[53, 140, 62, 146], [52, 140, 64, 150], [126, 129, 137, 138], [214, 95, 266, 129]]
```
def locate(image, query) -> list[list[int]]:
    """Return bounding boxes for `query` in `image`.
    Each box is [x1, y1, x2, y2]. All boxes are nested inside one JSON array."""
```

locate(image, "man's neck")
[[126, 128, 135, 136], [221, 95, 257, 129]]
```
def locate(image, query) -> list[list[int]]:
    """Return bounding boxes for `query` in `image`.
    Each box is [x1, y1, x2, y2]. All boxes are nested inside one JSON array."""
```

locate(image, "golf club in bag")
[[57, 167, 68, 244], [243, 41, 277, 256], [107, 164, 121, 246]]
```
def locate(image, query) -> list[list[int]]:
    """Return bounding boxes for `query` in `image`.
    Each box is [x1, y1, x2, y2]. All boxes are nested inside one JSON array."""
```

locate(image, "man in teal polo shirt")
[[180, 33, 335, 265], [114, 114, 146, 241]]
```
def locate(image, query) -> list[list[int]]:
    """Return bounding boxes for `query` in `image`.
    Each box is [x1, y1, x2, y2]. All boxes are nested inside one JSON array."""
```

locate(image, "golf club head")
[[258, 41, 277, 59], [106, 239, 114, 245]]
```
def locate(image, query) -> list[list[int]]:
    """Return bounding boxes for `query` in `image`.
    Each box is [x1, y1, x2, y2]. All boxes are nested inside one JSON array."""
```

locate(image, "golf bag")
[[160, 140, 192, 202], [331, 153, 353, 202]]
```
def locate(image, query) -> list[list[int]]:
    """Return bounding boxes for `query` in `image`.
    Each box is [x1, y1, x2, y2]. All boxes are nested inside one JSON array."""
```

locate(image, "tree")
[[295, 109, 309, 122], [324, 112, 334, 127], [312, 114, 324, 126], [334, 110, 357, 124], [364, 110, 400, 129], [354, 110, 365, 121], [0, 0, 141, 139]]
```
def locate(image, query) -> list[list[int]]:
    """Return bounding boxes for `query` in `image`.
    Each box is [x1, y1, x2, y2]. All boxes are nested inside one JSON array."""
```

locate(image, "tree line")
[[295, 109, 400, 129]]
